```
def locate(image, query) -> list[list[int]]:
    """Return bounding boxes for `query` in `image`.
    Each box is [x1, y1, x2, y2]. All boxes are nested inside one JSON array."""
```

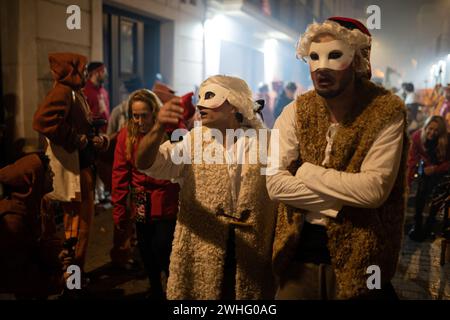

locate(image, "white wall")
[[1, 0, 206, 147], [1, 0, 95, 146], [204, 13, 307, 93]]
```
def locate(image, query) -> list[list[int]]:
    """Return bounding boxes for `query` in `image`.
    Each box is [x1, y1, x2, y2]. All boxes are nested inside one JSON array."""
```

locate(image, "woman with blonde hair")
[[407, 115, 450, 241], [111, 89, 180, 299]]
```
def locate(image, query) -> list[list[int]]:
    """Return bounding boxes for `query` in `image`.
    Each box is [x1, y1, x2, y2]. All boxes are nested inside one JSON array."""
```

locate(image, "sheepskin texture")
[[296, 20, 371, 79], [272, 79, 409, 299], [167, 127, 276, 300]]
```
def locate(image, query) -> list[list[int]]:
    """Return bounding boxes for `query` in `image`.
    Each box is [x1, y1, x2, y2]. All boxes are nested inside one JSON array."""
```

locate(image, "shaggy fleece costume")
[[166, 127, 276, 299], [272, 79, 409, 299]]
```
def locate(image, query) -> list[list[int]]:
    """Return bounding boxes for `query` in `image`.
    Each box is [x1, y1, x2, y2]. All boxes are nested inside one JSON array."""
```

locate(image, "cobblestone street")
[[392, 208, 450, 300], [79, 201, 450, 300], [78, 205, 149, 299]]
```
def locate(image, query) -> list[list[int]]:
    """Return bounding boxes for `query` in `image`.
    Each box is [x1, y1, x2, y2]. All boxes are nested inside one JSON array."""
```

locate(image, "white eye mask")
[[308, 40, 355, 72], [198, 83, 230, 109]]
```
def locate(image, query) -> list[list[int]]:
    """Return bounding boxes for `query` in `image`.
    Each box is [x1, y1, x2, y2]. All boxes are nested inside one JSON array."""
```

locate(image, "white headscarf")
[[199, 75, 265, 130]]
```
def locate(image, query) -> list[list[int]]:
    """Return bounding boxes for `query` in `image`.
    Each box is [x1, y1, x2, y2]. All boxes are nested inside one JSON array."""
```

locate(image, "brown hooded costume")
[[34, 53, 93, 155], [0, 154, 63, 296], [33, 53, 103, 271]]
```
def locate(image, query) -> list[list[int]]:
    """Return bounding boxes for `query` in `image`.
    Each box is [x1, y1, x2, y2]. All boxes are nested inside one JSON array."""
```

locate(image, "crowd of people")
[[0, 16, 449, 301], [255, 81, 299, 128], [400, 83, 450, 242]]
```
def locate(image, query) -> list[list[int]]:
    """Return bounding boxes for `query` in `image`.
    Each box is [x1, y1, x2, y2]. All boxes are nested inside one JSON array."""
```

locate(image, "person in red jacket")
[[112, 89, 179, 299], [407, 115, 450, 241], [83, 62, 110, 130]]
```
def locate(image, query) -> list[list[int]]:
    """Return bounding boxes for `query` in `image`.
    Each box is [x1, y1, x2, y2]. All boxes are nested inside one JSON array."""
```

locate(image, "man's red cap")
[[327, 16, 372, 79], [327, 17, 371, 37]]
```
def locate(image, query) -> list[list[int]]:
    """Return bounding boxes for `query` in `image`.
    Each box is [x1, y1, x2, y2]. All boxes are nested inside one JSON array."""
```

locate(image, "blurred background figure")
[[406, 104, 427, 135], [437, 84, 450, 132], [401, 82, 427, 134], [84, 61, 112, 204], [107, 77, 144, 137], [427, 84, 444, 116], [111, 89, 179, 299], [256, 83, 273, 128], [407, 116, 450, 242], [400, 82, 415, 104], [83, 62, 110, 132], [152, 81, 176, 104], [269, 80, 284, 127], [274, 81, 298, 120]]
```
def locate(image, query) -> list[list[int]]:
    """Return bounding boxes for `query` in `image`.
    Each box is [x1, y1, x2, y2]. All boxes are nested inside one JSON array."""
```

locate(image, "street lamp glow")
[[429, 64, 437, 80], [193, 23, 204, 38], [205, 14, 230, 40], [264, 38, 278, 84], [203, 14, 233, 76]]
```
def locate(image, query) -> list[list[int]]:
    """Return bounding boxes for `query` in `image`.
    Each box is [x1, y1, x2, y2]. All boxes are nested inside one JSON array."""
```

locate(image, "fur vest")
[[272, 80, 409, 299], [167, 127, 276, 299]]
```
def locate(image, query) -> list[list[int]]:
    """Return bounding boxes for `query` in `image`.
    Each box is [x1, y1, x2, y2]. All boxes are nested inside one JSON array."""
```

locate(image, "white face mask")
[[308, 40, 355, 72], [198, 83, 230, 109]]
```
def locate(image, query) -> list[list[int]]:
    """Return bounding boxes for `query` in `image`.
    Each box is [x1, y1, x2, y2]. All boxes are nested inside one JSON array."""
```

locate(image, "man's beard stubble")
[[313, 66, 354, 99]]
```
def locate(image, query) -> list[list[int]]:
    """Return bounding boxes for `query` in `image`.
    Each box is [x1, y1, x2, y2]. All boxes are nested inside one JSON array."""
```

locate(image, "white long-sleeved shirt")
[[266, 101, 405, 226], [140, 127, 260, 214]]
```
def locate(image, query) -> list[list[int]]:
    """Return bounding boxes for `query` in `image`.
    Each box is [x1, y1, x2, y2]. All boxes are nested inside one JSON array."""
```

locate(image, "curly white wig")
[[200, 75, 265, 130], [296, 20, 372, 78]]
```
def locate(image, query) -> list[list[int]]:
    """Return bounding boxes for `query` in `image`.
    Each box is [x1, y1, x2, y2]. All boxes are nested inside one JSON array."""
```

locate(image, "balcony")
[[206, 0, 313, 40]]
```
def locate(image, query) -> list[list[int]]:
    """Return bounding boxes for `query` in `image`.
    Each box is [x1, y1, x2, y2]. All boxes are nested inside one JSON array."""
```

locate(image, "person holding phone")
[[136, 75, 276, 300]]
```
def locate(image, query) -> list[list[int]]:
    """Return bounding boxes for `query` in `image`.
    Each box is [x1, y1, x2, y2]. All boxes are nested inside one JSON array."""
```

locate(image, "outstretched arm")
[[135, 97, 184, 170]]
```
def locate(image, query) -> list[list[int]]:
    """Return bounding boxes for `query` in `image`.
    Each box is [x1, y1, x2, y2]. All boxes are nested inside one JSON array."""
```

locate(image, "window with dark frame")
[[119, 18, 137, 75]]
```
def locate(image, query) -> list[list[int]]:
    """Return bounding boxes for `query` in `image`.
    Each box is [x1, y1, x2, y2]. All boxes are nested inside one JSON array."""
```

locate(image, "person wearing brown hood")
[[0, 153, 63, 298], [33, 53, 109, 281]]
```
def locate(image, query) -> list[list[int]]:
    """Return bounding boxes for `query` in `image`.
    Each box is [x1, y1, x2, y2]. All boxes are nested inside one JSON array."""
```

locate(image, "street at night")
[[1, 0, 449, 313]]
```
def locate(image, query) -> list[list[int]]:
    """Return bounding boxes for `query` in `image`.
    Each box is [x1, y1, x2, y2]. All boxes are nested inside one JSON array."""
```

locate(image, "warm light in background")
[[193, 22, 204, 38], [264, 38, 278, 84], [429, 59, 447, 84], [204, 14, 230, 76], [373, 68, 385, 78], [207, 14, 230, 40]]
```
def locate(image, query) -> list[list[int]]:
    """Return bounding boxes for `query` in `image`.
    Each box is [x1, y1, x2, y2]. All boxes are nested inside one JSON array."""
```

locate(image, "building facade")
[[0, 0, 360, 161]]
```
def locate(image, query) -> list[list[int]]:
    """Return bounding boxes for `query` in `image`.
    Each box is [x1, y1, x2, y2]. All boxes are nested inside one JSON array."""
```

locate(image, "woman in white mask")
[[136, 75, 276, 300]]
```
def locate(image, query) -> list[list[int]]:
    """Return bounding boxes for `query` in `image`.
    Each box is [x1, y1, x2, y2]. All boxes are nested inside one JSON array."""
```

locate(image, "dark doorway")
[[103, 5, 161, 107], [0, 28, 6, 167]]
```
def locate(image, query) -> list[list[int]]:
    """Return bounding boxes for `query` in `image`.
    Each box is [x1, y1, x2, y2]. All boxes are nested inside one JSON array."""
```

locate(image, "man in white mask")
[[267, 17, 408, 300], [136, 75, 276, 299]]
